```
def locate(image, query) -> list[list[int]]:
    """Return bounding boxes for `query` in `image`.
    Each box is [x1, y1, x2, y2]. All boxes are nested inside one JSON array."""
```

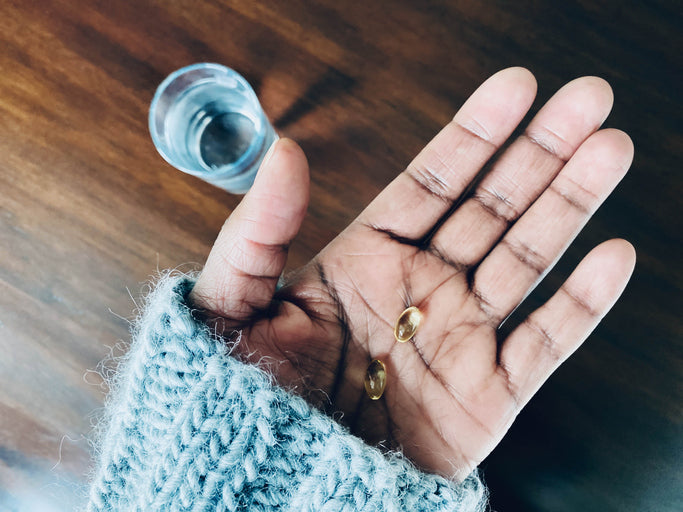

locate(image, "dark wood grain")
[[1, 1, 680, 510]]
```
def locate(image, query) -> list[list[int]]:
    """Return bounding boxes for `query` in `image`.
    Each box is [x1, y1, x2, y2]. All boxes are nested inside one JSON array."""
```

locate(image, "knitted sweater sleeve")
[[88, 275, 487, 511]]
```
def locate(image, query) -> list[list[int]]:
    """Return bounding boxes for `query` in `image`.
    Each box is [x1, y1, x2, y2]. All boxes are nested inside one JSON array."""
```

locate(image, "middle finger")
[[430, 76, 614, 268]]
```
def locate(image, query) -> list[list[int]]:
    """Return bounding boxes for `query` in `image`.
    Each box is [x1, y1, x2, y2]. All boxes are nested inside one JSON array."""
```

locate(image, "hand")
[[190, 68, 636, 480]]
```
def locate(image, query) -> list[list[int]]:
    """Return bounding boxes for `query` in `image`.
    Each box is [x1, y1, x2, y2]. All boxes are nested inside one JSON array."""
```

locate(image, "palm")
[[246, 223, 510, 478], [191, 68, 636, 478]]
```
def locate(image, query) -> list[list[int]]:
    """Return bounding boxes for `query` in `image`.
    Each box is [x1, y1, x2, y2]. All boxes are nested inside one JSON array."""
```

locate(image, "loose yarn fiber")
[[88, 275, 487, 511]]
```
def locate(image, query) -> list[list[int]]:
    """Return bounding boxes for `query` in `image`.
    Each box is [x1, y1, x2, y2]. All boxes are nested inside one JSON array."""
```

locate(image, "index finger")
[[358, 67, 537, 241]]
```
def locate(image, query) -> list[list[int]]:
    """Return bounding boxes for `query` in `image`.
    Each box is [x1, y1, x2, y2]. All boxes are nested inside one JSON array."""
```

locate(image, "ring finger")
[[472, 128, 634, 324]]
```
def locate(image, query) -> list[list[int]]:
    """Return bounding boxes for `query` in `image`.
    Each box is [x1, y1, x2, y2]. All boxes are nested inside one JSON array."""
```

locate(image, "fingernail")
[[261, 138, 279, 169]]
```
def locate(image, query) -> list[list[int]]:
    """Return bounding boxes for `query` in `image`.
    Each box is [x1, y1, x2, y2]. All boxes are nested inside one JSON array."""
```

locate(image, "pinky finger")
[[499, 239, 636, 408]]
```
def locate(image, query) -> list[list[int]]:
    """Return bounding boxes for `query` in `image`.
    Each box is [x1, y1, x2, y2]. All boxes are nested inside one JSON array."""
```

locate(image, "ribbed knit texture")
[[88, 275, 487, 511]]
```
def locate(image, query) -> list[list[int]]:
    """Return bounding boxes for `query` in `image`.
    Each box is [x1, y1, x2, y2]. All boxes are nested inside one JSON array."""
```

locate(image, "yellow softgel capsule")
[[364, 359, 387, 400], [394, 306, 423, 343]]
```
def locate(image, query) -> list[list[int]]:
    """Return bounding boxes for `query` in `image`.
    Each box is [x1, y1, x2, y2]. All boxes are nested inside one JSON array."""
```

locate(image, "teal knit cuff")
[[88, 275, 487, 511]]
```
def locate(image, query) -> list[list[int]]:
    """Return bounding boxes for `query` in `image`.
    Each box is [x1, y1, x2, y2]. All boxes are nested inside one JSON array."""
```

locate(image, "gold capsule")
[[364, 359, 387, 400], [394, 306, 423, 343]]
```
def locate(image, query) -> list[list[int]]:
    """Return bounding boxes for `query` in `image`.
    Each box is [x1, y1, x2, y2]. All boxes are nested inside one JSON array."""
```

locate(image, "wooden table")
[[1, 1, 680, 510]]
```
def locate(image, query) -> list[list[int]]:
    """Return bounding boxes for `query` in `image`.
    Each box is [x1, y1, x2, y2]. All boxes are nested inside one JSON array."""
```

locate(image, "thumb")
[[191, 138, 309, 322]]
